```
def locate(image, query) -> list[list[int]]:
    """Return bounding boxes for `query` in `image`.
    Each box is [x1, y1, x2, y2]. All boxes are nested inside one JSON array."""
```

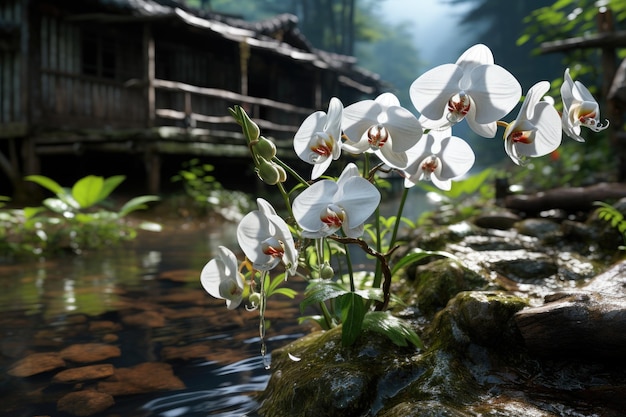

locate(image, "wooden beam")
[[540, 30, 626, 54]]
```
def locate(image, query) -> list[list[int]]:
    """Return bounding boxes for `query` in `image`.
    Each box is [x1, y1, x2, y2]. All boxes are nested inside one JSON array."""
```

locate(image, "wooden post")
[[143, 23, 155, 128], [598, 9, 626, 181], [239, 39, 250, 97]]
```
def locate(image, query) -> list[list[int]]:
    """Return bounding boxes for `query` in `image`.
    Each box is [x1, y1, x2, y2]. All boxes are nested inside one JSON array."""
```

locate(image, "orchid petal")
[[342, 100, 379, 143], [334, 176, 381, 228], [200, 246, 244, 310], [438, 136, 475, 179], [378, 141, 409, 168], [383, 106, 423, 152], [410, 64, 464, 120], [292, 180, 336, 233], [466, 64, 521, 124]]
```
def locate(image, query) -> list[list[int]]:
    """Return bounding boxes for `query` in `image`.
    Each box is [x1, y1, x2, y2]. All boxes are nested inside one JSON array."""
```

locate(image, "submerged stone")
[[8, 352, 66, 377], [57, 390, 115, 416]]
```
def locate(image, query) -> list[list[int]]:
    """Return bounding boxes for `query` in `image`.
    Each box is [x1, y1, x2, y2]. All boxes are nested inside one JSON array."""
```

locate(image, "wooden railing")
[[151, 78, 313, 142]]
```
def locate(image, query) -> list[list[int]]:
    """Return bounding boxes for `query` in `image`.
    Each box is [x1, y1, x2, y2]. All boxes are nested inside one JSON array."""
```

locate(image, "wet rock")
[[428, 291, 528, 351], [8, 352, 66, 377], [258, 328, 418, 417], [584, 260, 626, 295], [97, 362, 185, 396], [60, 343, 121, 363], [404, 258, 488, 317], [515, 291, 626, 359], [57, 390, 115, 416], [160, 344, 212, 361], [52, 364, 115, 384], [121, 310, 166, 328], [490, 251, 558, 282], [378, 400, 471, 417], [88, 320, 120, 333], [473, 210, 521, 230], [515, 218, 561, 239]]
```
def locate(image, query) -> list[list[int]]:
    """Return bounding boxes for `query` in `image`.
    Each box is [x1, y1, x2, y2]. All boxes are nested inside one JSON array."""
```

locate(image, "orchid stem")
[[273, 156, 310, 188], [390, 187, 409, 249]]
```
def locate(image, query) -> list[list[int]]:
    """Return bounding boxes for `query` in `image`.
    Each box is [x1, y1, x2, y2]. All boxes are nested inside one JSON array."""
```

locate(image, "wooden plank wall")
[[0, 0, 23, 128], [37, 15, 145, 129]]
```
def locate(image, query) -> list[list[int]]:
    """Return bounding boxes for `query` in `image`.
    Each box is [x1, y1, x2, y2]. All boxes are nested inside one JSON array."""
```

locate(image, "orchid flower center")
[[309, 132, 334, 162], [420, 155, 440, 181], [320, 204, 345, 232], [511, 130, 534, 144], [261, 236, 285, 258], [447, 91, 471, 123], [219, 279, 242, 300], [367, 124, 389, 150]]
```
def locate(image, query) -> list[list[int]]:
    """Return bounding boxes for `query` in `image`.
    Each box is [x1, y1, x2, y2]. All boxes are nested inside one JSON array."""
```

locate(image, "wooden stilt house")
[[0, 0, 383, 196]]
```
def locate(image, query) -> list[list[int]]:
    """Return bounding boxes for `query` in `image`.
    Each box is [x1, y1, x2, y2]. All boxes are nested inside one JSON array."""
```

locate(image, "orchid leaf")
[[300, 280, 348, 312], [119, 195, 160, 217], [25, 175, 63, 195], [339, 292, 365, 347], [363, 311, 423, 348], [391, 249, 458, 275]]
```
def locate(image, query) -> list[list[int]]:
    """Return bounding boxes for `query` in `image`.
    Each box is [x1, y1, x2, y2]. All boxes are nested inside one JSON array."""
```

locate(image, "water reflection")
[[0, 218, 302, 417]]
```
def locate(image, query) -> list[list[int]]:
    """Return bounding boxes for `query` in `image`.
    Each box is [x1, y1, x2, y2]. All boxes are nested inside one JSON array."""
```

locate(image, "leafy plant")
[[171, 158, 253, 219], [20, 174, 161, 254], [594, 201, 626, 250]]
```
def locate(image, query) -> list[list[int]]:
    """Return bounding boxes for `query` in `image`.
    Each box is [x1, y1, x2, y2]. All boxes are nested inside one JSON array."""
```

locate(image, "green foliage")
[[0, 174, 162, 257], [594, 201, 626, 250], [171, 158, 253, 219], [362, 311, 423, 348]]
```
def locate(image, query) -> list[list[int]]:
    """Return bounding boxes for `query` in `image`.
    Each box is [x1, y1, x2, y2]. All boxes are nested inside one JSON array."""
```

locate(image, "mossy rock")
[[403, 259, 488, 317], [258, 326, 421, 417]]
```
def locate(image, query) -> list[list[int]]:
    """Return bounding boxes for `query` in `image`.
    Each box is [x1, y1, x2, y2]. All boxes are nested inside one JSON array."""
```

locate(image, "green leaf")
[[300, 280, 349, 312], [43, 198, 71, 214], [99, 175, 126, 201], [72, 176, 104, 209], [362, 311, 423, 348], [119, 195, 160, 217], [339, 292, 365, 347], [391, 249, 457, 275], [25, 175, 63, 195]]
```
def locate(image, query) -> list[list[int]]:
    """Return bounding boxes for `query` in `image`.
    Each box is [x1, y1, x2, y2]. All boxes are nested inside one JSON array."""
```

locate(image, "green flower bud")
[[256, 157, 280, 185], [249, 292, 262, 307], [276, 164, 287, 183], [253, 136, 277, 159], [320, 262, 334, 279], [241, 111, 260, 142]]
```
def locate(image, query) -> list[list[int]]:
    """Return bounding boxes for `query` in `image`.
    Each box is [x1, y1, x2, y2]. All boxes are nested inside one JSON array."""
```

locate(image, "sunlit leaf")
[[139, 221, 162, 232], [391, 249, 457, 275], [99, 175, 126, 201], [72, 175, 104, 209], [25, 175, 63, 195], [362, 311, 423, 348], [119, 195, 160, 217], [300, 280, 348, 312]]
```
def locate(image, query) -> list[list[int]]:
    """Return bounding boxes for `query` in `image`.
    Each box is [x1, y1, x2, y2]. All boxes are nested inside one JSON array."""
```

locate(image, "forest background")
[[188, 0, 626, 174]]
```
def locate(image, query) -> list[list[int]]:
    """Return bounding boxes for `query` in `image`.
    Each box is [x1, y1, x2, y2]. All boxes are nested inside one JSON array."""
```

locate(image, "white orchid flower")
[[237, 198, 298, 275], [200, 246, 245, 310], [341, 93, 423, 169], [560, 68, 609, 142], [503, 81, 562, 166], [294, 97, 344, 179], [401, 128, 475, 191], [292, 163, 380, 238], [409, 43, 521, 138]]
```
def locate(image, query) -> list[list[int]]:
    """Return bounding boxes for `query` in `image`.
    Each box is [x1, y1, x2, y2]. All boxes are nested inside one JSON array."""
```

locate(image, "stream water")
[[0, 217, 309, 417]]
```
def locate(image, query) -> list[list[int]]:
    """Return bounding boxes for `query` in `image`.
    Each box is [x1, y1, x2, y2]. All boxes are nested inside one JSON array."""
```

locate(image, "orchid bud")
[[276, 164, 287, 183], [249, 291, 262, 307], [253, 136, 277, 159], [256, 157, 280, 185], [320, 262, 334, 279], [240, 110, 260, 142]]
